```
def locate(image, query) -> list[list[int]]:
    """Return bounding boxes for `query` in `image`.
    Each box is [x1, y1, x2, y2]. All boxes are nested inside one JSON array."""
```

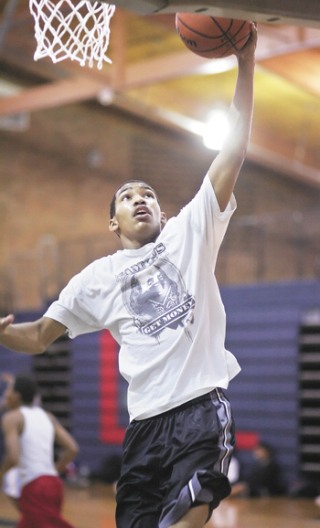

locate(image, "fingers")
[[236, 21, 257, 60], [246, 21, 258, 49], [249, 21, 258, 44], [0, 314, 15, 332]]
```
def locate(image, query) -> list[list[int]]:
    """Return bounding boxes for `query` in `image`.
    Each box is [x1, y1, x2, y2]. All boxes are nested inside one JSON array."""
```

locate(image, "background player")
[[0, 374, 79, 528]]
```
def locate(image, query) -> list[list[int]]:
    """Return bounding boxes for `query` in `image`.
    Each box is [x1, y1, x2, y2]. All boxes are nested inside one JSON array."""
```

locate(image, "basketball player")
[[1, 372, 22, 508], [0, 22, 257, 528], [0, 374, 79, 528]]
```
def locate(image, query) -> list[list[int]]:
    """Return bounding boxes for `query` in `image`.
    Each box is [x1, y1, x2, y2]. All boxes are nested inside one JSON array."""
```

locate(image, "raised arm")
[[208, 22, 257, 211], [0, 314, 66, 355]]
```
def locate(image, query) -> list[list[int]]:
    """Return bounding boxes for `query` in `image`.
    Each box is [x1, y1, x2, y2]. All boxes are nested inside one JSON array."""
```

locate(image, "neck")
[[120, 232, 159, 250]]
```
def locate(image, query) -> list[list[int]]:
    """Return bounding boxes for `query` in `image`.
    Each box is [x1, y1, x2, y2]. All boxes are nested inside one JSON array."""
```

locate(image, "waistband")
[[134, 388, 224, 423]]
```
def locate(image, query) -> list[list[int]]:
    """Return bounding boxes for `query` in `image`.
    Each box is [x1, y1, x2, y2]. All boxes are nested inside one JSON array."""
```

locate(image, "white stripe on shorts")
[[210, 388, 234, 476]]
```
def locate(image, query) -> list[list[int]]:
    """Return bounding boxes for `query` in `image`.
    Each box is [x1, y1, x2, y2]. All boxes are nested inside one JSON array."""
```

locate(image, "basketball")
[[175, 14, 252, 59]]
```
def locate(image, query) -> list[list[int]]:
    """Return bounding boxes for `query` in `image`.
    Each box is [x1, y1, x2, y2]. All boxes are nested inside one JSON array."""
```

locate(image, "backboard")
[[105, 0, 320, 29]]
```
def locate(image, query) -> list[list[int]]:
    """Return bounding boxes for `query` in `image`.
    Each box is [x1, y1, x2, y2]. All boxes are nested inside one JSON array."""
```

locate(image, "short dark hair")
[[109, 180, 159, 219], [13, 375, 38, 405]]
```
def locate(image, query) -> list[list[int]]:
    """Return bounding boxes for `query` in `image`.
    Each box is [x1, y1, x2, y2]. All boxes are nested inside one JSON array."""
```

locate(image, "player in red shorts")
[[0, 374, 79, 528]]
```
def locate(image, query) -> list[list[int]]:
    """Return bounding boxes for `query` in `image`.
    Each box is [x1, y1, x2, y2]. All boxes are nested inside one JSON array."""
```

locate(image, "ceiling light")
[[97, 87, 114, 106], [203, 109, 230, 151]]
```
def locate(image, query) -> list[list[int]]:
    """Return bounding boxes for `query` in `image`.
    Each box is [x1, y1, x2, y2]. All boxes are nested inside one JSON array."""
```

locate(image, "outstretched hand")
[[0, 314, 15, 333]]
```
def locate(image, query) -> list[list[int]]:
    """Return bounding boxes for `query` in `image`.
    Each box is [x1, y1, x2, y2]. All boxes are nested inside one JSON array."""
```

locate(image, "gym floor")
[[0, 482, 319, 528]]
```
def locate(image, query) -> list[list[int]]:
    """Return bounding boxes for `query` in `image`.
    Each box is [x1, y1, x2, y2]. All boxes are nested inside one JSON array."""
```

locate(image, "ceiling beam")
[[0, 59, 319, 188], [0, 76, 105, 115], [248, 142, 320, 189]]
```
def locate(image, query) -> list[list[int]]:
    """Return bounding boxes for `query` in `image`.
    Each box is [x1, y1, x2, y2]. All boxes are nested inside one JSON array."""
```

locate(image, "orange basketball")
[[175, 14, 252, 59]]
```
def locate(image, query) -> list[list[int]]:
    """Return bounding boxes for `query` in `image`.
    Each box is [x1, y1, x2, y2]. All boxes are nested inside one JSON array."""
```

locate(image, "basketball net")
[[29, 0, 116, 69]]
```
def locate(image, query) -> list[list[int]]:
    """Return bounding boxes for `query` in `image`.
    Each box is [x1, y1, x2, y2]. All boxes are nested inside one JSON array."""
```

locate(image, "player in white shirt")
[[0, 23, 257, 528], [0, 375, 78, 528]]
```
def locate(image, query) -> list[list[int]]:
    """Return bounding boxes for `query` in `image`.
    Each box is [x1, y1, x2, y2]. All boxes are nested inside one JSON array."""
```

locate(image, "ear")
[[109, 217, 120, 236], [160, 212, 167, 229], [13, 390, 22, 406]]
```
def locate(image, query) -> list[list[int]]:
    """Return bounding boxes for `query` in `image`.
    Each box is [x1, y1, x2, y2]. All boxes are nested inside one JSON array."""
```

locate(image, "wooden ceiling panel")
[[0, 3, 319, 187], [260, 48, 320, 97]]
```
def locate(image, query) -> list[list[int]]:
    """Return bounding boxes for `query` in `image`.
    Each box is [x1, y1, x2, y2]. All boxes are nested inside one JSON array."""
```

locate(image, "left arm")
[[0, 411, 22, 486], [208, 22, 257, 211], [0, 372, 14, 411]]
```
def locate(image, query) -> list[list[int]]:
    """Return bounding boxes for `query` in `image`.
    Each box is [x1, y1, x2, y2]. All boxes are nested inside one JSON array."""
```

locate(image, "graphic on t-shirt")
[[120, 255, 195, 338]]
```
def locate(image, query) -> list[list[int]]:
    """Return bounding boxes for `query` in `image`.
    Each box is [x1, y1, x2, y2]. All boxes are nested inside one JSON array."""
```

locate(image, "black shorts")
[[115, 388, 235, 528]]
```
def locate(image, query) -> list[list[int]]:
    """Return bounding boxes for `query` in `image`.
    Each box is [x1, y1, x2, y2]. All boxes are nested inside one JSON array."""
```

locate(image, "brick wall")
[[1, 101, 320, 310]]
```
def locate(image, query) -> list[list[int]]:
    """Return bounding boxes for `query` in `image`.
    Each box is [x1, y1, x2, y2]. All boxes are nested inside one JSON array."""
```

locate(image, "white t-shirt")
[[45, 175, 241, 420], [19, 406, 58, 487]]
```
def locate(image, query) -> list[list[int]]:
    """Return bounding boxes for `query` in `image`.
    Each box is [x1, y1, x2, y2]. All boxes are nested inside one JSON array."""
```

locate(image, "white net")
[[29, 0, 116, 69]]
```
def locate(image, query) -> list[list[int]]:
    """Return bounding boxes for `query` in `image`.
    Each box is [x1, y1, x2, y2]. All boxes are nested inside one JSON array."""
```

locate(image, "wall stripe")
[[99, 330, 126, 444]]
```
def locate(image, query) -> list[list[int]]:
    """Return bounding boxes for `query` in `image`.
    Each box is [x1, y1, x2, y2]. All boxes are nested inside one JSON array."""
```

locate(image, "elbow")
[[242, 141, 249, 158], [29, 339, 48, 355], [24, 319, 50, 355], [6, 453, 19, 468], [71, 441, 80, 459], [74, 443, 80, 457], [236, 141, 249, 165], [33, 343, 47, 355], [233, 134, 249, 160], [12, 455, 19, 467], [224, 130, 250, 163]]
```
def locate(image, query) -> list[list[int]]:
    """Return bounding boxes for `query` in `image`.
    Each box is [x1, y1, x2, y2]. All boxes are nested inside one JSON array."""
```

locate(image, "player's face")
[[109, 182, 166, 249]]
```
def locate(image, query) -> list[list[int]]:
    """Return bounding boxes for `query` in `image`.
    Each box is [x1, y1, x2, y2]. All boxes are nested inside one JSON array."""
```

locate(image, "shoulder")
[[2, 409, 23, 431], [175, 174, 234, 225], [46, 411, 59, 428], [74, 255, 115, 281], [59, 256, 114, 294], [179, 175, 217, 216]]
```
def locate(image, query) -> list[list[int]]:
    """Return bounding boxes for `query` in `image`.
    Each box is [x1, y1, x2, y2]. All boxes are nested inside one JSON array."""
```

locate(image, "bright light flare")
[[203, 109, 230, 151]]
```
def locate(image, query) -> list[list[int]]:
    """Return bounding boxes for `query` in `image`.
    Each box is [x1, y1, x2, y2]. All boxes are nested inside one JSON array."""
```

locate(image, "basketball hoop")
[[29, 0, 116, 69]]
